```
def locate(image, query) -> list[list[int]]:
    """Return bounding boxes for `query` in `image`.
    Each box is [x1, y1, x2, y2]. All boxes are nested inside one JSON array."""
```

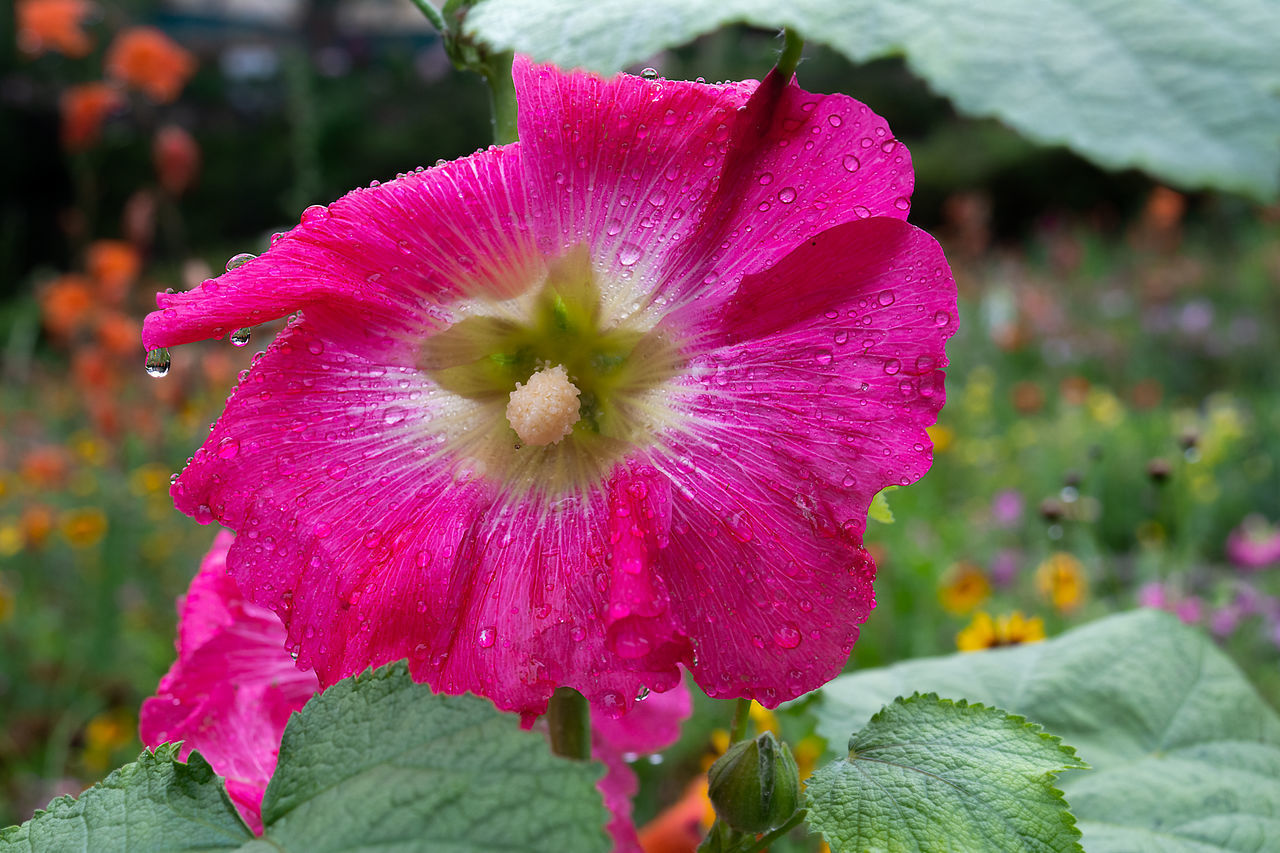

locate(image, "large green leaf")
[[806, 694, 1086, 853], [465, 0, 1280, 199], [251, 662, 611, 853], [3, 664, 611, 853], [809, 610, 1280, 852], [0, 745, 252, 853]]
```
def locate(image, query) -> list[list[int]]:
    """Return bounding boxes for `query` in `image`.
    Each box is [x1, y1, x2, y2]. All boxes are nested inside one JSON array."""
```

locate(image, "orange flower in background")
[[20, 446, 71, 489], [106, 27, 196, 103], [95, 311, 142, 358], [39, 274, 96, 337], [60, 82, 124, 150], [87, 240, 141, 303], [1035, 552, 1089, 612], [938, 561, 992, 615], [60, 507, 108, 549], [21, 505, 56, 549], [153, 125, 201, 195], [16, 0, 95, 58]]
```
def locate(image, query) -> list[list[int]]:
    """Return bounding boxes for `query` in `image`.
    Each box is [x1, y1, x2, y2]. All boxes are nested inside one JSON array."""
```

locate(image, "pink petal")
[[142, 144, 540, 353], [140, 531, 319, 833]]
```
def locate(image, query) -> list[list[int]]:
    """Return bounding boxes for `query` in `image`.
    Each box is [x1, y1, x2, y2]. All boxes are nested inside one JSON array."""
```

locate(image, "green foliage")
[[0, 745, 251, 852], [867, 486, 897, 524], [256, 663, 610, 853], [2, 665, 611, 853], [806, 694, 1084, 853], [810, 610, 1280, 852], [465, 0, 1280, 198]]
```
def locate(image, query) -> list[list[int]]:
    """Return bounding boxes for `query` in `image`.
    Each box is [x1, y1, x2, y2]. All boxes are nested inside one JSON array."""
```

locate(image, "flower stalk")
[[547, 686, 591, 760], [775, 28, 804, 80]]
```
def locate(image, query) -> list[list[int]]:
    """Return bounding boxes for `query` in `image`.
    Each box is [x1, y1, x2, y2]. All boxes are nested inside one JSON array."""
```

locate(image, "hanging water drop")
[[230, 327, 252, 347], [145, 347, 171, 378], [225, 252, 256, 271]]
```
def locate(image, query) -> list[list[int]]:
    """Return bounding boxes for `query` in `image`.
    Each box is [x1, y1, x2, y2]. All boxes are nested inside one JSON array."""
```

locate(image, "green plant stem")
[[407, 0, 447, 31], [775, 28, 804, 80], [735, 810, 808, 853], [730, 697, 752, 744], [480, 50, 519, 144], [547, 687, 591, 760]]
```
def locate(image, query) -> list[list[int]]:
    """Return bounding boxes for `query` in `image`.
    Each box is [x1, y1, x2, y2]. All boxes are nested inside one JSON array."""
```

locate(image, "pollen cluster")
[[506, 365, 581, 446]]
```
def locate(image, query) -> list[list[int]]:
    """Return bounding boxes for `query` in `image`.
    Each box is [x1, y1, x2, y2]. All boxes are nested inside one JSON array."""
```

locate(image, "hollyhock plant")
[[142, 57, 956, 719], [142, 530, 691, 842], [139, 530, 319, 832], [1226, 515, 1280, 570]]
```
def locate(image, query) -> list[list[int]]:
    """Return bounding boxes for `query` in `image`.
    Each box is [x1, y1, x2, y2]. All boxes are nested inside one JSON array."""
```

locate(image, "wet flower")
[[106, 27, 196, 103], [938, 561, 991, 614], [140, 531, 320, 833], [60, 83, 124, 150], [1035, 552, 1088, 612], [144, 59, 956, 717], [1226, 515, 1280, 570], [16, 0, 95, 58], [956, 611, 1045, 652]]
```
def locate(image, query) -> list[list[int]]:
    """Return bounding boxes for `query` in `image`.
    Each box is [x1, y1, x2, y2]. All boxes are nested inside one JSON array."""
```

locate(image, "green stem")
[[730, 697, 753, 744], [735, 810, 808, 853], [480, 50, 519, 144], [407, 0, 447, 32], [775, 28, 804, 80], [547, 687, 591, 760]]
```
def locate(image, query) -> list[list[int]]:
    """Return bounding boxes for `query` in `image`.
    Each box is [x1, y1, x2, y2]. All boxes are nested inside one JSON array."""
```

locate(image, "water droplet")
[[774, 623, 802, 649], [327, 462, 349, 480], [144, 347, 171, 378], [225, 252, 256, 271], [478, 626, 496, 648], [301, 204, 329, 224], [933, 310, 952, 328], [640, 67, 659, 79], [883, 358, 902, 375], [878, 290, 895, 306], [777, 186, 797, 204], [841, 154, 861, 173], [606, 219, 623, 236], [618, 243, 642, 266], [894, 196, 910, 211], [307, 339, 325, 355], [814, 348, 833, 365], [217, 439, 240, 459], [230, 327, 251, 347], [827, 114, 843, 127], [758, 171, 774, 186]]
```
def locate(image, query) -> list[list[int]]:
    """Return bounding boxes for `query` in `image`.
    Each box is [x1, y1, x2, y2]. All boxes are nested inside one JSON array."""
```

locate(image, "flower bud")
[[707, 732, 800, 834]]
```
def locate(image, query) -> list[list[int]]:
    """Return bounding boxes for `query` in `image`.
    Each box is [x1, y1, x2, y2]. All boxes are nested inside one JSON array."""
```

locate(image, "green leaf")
[[0, 744, 252, 853], [867, 486, 897, 524], [805, 694, 1085, 853], [809, 610, 1280, 852], [465, 0, 1280, 199], [253, 662, 610, 853]]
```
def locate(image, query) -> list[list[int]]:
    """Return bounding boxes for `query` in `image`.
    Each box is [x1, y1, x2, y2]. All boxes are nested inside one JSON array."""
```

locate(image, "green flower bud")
[[707, 732, 800, 834]]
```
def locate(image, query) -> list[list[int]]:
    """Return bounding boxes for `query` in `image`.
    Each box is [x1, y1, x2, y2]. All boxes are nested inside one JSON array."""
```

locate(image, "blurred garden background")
[[2, 0, 1278, 834]]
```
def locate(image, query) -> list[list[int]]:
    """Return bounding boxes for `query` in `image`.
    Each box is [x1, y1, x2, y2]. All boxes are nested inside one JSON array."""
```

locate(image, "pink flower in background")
[[139, 531, 319, 832], [593, 684, 693, 852], [143, 58, 956, 718], [1226, 515, 1280, 570], [990, 489, 1024, 528]]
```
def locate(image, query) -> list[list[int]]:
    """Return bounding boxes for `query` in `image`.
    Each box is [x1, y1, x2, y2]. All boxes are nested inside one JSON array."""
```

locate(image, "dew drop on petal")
[[478, 626, 496, 648], [894, 196, 910, 211], [301, 204, 329, 224], [774, 623, 802, 649], [778, 186, 797, 204], [934, 311, 952, 328], [640, 67, 659, 79], [842, 154, 860, 173], [618, 243, 642, 267], [230, 327, 251, 347], [878, 290, 895, 306], [814, 348, 833, 365], [827, 114, 843, 127], [327, 462, 348, 480], [884, 358, 902, 375], [144, 347, 171, 378], [225, 252, 256, 271]]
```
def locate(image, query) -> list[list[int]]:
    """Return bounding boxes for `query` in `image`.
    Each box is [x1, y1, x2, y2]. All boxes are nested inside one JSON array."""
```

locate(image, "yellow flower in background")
[[71, 432, 107, 467], [1085, 388, 1125, 427], [926, 424, 954, 454], [938, 561, 991, 614], [129, 463, 172, 496], [60, 507, 108, 549], [0, 521, 21, 558], [957, 611, 1046, 652], [82, 709, 136, 773], [1035, 552, 1088, 612]]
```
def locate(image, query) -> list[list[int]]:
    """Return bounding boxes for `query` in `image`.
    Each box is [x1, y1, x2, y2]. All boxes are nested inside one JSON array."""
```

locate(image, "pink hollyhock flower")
[[1226, 515, 1280, 570], [142, 530, 691, 842], [142, 58, 956, 718], [592, 685, 693, 852], [139, 530, 320, 832]]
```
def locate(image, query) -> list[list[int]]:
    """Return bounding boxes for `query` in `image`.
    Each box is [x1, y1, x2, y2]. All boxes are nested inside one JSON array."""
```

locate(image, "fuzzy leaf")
[[252, 662, 611, 853], [810, 610, 1280, 852], [465, 0, 1280, 199], [806, 694, 1085, 852], [0, 745, 252, 853]]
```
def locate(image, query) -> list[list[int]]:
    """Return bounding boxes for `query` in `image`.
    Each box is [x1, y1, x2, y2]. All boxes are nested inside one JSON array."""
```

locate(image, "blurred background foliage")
[[1, 0, 1278, 839]]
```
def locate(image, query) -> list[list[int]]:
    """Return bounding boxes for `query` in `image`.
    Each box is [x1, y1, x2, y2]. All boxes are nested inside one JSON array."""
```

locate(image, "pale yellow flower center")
[[506, 365, 582, 446]]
